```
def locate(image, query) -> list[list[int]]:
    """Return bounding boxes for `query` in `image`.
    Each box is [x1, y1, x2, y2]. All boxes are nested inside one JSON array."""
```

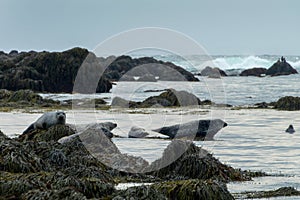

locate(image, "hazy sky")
[[0, 0, 299, 55]]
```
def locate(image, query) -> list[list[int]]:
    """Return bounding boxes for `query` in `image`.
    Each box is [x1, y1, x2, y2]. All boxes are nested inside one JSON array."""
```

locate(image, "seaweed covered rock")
[[152, 179, 234, 200], [18, 124, 75, 142], [240, 67, 267, 77], [112, 185, 166, 200], [147, 140, 248, 182], [237, 187, 300, 199], [0, 171, 114, 199], [266, 60, 298, 76], [112, 89, 201, 108], [0, 89, 59, 108], [274, 96, 300, 111]]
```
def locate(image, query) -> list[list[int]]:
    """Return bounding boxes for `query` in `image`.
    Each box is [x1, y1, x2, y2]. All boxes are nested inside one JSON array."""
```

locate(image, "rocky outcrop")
[[152, 119, 227, 140], [147, 140, 251, 182], [236, 187, 300, 199], [266, 60, 298, 76], [240, 67, 267, 76], [274, 96, 300, 111], [112, 89, 201, 108], [201, 66, 227, 78], [107, 55, 199, 82], [0, 48, 199, 94], [114, 180, 234, 200], [0, 48, 112, 93]]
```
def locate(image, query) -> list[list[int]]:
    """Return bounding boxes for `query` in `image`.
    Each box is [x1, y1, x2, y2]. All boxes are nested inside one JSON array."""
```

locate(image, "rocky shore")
[[0, 123, 266, 199]]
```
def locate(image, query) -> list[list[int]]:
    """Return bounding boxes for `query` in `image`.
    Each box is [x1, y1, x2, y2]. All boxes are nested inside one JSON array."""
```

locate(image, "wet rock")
[[147, 140, 249, 182], [0, 48, 112, 93], [18, 124, 75, 142], [128, 126, 149, 138], [112, 89, 201, 108], [240, 67, 267, 76], [201, 66, 227, 77], [0, 171, 115, 199], [152, 179, 234, 200], [254, 102, 270, 108], [0, 89, 60, 108], [112, 185, 166, 200], [152, 119, 227, 140], [237, 187, 300, 199], [139, 89, 201, 108], [106, 55, 199, 82], [274, 96, 300, 111], [266, 60, 298, 76], [286, 124, 295, 134]]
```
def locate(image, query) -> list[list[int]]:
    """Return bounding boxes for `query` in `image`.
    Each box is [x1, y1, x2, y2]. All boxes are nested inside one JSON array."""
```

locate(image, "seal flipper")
[[23, 124, 35, 134]]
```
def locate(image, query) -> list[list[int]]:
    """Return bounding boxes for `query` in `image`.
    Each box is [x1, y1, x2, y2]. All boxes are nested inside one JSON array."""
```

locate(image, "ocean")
[[1, 55, 300, 198]]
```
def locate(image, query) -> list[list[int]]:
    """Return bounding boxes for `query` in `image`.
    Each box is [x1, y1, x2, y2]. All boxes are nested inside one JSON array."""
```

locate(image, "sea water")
[[2, 54, 300, 197]]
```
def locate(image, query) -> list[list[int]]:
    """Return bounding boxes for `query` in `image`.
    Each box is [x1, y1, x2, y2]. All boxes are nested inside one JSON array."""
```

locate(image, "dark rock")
[[286, 124, 295, 134], [106, 56, 199, 82], [274, 96, 300, 111], [254, 102, 270, 108], [128, 126, 149, 138], [0, 48, 112, 93], [112, 89, 201, 108], [140, 89, 201, 108], [147, 140, 250, 182], [152, 119, 227, 140], [237, 187, 300, 199], [201, 66, 227, 77], [113, 185, 166, 200], [266, 60, 298, 76], [18, 124, 75, 142], [240, 67, 267, 76], [152, 179, 234, 200]]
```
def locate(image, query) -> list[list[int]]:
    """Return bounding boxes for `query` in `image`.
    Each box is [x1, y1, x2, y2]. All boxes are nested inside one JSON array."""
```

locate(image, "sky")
[[0, 0, 299, 55]]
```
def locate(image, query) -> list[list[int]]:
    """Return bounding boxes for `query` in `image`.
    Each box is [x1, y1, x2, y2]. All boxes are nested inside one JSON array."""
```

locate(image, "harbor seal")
[[23, 111, 66, 134], [152, 119, 227, 140], [286, 124, 295, 134]]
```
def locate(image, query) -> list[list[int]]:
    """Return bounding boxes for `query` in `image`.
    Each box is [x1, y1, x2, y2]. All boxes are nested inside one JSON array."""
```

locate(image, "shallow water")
[[1, 108, 300, 197]]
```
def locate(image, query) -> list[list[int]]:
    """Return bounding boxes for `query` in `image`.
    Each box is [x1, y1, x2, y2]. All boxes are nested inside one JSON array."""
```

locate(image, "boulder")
[[152, 119, 227, 140], [201, 66, 227, 77], [240, 67, 267, 76], [112, 89, 201, 108], [274, 96, 300, 111], [128, 126, 149, 138], [140, 89, 201, 108], [147, 140, 250, 182], [266, 60, 298, 76]]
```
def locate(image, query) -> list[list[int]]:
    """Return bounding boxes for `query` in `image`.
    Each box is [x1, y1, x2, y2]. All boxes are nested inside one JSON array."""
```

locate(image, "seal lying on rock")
[[23, 111, 66, 134], [152, 119, 227, 140]]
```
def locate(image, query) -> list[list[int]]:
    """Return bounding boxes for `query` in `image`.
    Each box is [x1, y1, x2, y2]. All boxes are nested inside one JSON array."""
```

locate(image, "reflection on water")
[[1, 108, 300, 195]]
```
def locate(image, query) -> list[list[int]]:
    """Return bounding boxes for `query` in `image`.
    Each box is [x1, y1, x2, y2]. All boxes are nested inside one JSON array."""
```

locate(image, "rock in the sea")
[[201, 66, 227, 78], [152, 179, 234, 200], [237, 187, 300, 199], [286, 124, 295, 134], [112, 89, 201, 108], [274, 96, 300, 111], [240, 67, 267, 76], [147, 140, 249, 182], [152, 119, 227, 140], [266, 60, 298, 76], [128, 126, 149, 138]]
